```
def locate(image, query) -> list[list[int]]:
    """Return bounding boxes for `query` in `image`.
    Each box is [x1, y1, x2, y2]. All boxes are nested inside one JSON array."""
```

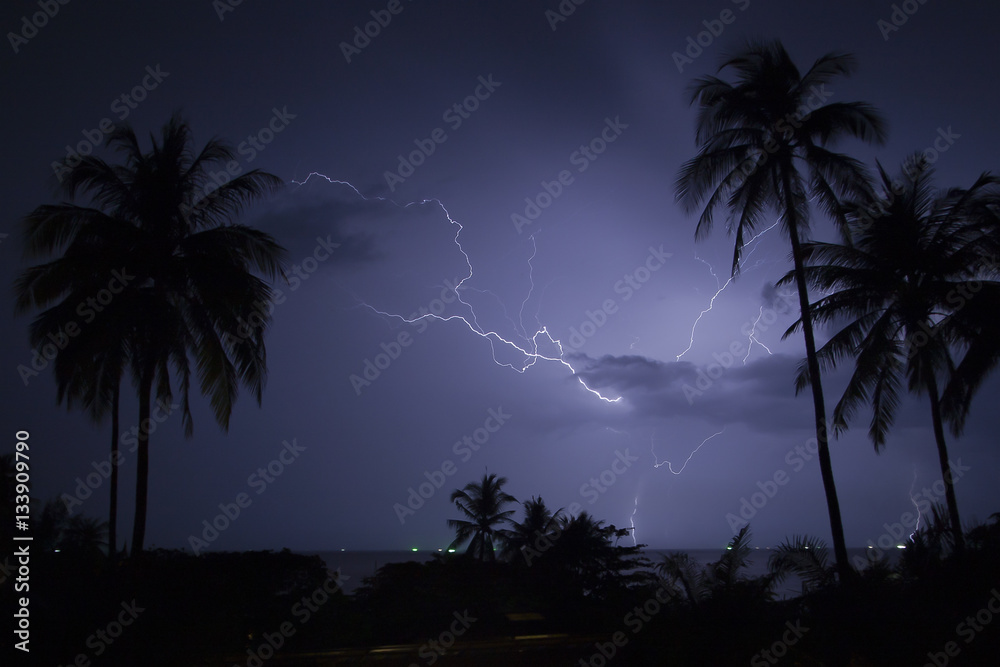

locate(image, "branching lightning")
[[742, 306, 774, 364], [651, 428, 726, 475], [676, 220, 781, 361], [293, 173, 621, 402]]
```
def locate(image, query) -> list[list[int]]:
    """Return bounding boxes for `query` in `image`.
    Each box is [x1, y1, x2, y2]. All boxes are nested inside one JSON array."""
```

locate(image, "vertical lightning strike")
[[630, 495, 639, 547], [676, 220, 781, 361], [908, 464, 922, 540], [651, 428, 726, 475], [516, 234, 540, 340], [742, 306, 774, 364], [293, 173, 621, 403]]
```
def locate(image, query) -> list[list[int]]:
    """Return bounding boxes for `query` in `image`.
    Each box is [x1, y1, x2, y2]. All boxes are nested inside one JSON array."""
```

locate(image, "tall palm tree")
[[48, 314, 127, 560], [940, 187, 1000, 431], [16, 114, 286, 554], [675, 39, 888, 578], [504, 495, 562, 563], [786, 156, 1000, 552], [16, 205, 133, 560], [448, 472, 517, 561]]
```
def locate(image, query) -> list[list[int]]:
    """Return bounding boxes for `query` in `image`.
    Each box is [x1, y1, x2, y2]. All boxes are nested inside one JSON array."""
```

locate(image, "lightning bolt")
[[908, 464, 922, 540], [651, 428, 726, 475], [629, 495, 639, 547], [293, 173, 621, 403], [676, 220, 780, 361], [742, 306, 774, 364]]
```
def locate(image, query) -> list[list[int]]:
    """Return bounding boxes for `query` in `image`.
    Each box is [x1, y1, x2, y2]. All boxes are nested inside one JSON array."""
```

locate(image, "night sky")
[[2, 0, 999, 554]]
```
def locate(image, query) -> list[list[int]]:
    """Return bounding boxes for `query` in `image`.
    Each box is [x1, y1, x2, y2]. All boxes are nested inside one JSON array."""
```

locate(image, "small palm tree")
[[16, 114, 287, 554], [675, 39, 888, 579], [787, 155, 1000, 552], [659, 527, 772, 606], [657, 551, 706, 608], [447, 472, 517, 561], [768, 534, 836, 594], [504, 496, 563, 564]]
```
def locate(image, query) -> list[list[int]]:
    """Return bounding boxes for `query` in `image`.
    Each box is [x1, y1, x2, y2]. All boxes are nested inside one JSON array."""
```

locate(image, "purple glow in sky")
[[2, 0, 999, 554]]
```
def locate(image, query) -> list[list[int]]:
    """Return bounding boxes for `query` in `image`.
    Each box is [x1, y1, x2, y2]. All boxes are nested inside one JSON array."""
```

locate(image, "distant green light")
[[726, 546, 732, 550], [448, 548, 456, 553], [411, 547, 418, 552]]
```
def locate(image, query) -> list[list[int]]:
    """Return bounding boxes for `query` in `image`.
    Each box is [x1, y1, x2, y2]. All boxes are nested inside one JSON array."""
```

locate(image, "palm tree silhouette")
[[447, 472, 517, 561], [15, 204, 133, 560], [786, 155, 1000, 551], [675, 39, 887, 578], [504, 495, 563, 563], [15, 114, 286, 554]]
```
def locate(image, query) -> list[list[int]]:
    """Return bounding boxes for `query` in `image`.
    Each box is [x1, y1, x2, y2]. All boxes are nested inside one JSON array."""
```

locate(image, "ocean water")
[[299, 547, 897, 597]]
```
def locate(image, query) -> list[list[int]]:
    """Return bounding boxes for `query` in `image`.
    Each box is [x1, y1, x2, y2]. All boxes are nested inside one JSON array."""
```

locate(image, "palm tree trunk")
[[108, 379, 120, 563], [781, 167, 851, 580], [926, 373, 965, 552], [130, 369, 153, 556]]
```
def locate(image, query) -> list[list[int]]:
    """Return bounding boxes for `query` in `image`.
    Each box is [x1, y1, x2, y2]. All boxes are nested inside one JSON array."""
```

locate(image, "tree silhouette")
[[447, 472, 517, 561], [15, 114, 286, 554], [786, 155, 1000, 551], [504, 495, 563, 564], [675, 39, 887, 578]]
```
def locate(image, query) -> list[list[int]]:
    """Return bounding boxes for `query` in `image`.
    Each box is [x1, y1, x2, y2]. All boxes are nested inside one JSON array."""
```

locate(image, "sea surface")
[[299, 547, 899, 597]]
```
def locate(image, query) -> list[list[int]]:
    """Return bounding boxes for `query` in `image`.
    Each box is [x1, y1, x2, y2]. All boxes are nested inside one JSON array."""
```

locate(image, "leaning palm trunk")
[[783, 172, 851, 580], [789, 234, 850, 576], [926, 373, 964, 551], [675, 40, 887, 584]]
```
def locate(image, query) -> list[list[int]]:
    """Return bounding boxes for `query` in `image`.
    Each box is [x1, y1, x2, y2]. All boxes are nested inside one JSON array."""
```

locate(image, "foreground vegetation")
[[2, 470, 998, 665], [6, 34, 1000, 667]]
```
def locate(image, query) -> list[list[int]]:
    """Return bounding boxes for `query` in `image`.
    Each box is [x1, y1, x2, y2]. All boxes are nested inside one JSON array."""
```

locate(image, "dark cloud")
[[2, 0, 999, 552]]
